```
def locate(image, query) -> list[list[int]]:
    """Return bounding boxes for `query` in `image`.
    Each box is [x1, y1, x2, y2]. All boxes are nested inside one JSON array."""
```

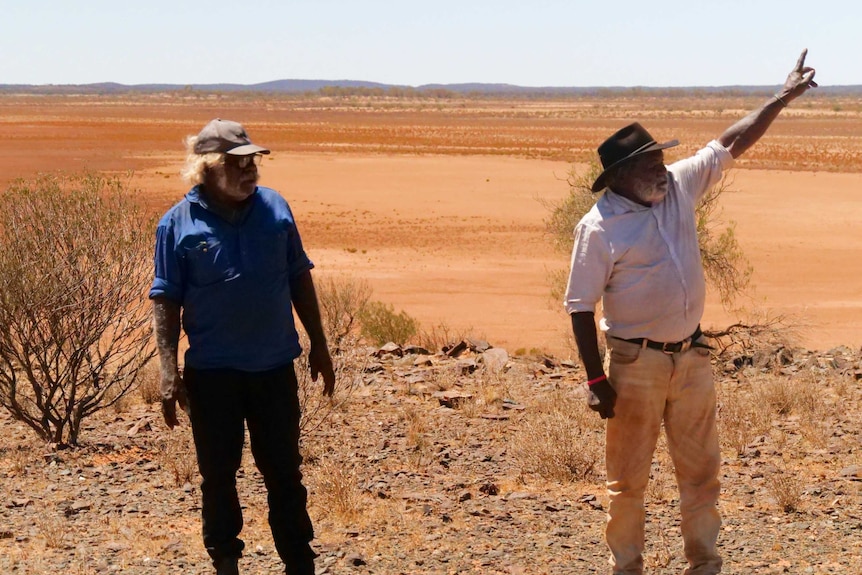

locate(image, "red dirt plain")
[[2, 93, 861, 355]]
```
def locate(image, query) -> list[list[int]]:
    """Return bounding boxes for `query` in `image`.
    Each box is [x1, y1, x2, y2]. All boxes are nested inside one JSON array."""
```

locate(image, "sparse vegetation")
[[765, 463, 804, 513], [311, 457, 362, 523], [316, 274, 373, 350], [358, 301, 419, 346], [512, 390, 604, 482], [0, 173, 156, 445], [159, 428, 198, 487]]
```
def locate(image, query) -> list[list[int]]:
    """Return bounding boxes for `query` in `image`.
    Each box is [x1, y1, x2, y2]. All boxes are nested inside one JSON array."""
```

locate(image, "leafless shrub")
[[512, 389, 604, 482], [704, 310, 800, 358], [418, 322, 473, 354], [765, 464, 803, 513], [402, 405, 433, 468], [316, 274, 372, 351], [644, 527, 675, 570], [646, 435, 676, 504], [296, 333, 365, 435], [696, 173, 752, 306], [0, 173, 156, 445]]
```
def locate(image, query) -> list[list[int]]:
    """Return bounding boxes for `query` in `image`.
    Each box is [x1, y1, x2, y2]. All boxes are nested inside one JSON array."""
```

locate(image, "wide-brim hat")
[[591, 122, 678, 192], [193, 118, 271, 156]]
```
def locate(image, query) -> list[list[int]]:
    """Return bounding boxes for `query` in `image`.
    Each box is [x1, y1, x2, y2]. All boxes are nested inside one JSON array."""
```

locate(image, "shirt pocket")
[[185, 238, 237, 287]]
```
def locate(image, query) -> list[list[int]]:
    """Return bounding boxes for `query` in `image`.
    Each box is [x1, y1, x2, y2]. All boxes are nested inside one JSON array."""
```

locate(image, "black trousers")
[[184, 363, 316, 574]]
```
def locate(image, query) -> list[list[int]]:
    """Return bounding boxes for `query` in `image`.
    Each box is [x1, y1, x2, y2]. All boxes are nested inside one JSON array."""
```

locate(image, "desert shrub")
[[705, 311, 798, 358], [545, 162, 750, 307], [512, 389, 604, 482], [316, 274, 373, 350], [358, 300, 419, 346], [0, 173, 156, 445]]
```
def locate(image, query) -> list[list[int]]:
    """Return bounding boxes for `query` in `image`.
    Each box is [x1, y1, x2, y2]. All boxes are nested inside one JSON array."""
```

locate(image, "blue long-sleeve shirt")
[[150, 185, 313, 371]]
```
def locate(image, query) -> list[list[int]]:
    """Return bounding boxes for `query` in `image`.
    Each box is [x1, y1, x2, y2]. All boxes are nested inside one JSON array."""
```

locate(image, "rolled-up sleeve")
[[564, 221, 612, 315], [149, 222, 184, 302]]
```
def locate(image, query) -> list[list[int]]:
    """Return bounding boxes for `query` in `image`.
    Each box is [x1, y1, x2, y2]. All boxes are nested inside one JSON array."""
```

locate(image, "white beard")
[[634, 181, 668, 205]]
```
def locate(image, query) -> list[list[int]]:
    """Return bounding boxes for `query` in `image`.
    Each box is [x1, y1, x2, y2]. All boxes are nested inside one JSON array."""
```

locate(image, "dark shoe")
[[214, 557, 240, 575]]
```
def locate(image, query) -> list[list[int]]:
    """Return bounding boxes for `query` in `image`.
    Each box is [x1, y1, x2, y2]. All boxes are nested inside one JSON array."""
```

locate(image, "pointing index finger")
[[796, 48, 808, 71]]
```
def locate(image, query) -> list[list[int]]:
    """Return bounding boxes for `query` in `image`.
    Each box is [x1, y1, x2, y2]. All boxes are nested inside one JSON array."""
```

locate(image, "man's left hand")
[[309, 344, 335, 396]]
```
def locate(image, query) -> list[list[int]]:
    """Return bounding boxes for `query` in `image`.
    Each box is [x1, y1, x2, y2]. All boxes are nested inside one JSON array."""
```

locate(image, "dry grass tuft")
[[35, 509, 67, 549], [511, 389, 604, 482], [765, 464, 804, 513], [136, 360, 161, 405], [717, 380, 770, 456], [312, 457, 362, 523], [159, 429, 198, 487], [402, 405, 434, 469]]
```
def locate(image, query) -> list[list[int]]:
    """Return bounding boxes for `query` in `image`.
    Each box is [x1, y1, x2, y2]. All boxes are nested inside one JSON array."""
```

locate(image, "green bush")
[[359, 301, 419, 346]]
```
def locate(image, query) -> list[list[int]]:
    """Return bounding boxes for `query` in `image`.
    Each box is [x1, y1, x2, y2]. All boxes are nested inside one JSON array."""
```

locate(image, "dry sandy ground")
[[136, 153, 862, 357], [3, 94, 862, 356]]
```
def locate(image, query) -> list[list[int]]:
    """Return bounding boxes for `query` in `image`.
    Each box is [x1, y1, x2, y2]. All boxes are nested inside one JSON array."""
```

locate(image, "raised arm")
[[719, 49, 817, 159]]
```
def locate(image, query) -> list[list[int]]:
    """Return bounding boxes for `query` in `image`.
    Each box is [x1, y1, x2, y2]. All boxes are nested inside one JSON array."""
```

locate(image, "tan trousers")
[[604, 337, 722, 575]]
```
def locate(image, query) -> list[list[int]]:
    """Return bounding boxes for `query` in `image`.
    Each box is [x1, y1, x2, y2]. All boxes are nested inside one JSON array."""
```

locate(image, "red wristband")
[[587, 374, 607, 386]]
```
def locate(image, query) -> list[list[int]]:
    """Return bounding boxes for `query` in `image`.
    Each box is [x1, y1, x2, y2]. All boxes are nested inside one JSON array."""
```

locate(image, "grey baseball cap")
[[193, 118, 271, 156]]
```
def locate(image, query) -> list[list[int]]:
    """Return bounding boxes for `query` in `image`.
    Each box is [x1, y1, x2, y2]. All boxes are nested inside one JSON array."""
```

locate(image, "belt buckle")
[[662, 338, 691, 354], [679, 338, 692, 353]]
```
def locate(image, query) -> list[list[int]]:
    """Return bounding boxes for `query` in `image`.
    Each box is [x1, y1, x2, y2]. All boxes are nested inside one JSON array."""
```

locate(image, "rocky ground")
[[1, 341, 861, 575]]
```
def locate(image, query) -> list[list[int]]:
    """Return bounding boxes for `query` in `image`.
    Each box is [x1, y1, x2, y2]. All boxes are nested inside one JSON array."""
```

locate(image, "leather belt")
[[618, 326, 708, 354]]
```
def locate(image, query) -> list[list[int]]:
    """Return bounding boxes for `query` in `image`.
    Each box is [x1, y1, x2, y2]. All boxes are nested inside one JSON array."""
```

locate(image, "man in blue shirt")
[[150, 118, 335, 575]]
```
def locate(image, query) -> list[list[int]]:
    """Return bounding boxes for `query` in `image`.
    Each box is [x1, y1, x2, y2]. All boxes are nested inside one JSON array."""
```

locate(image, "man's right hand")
[[587, 378, 617, 419], [160, 370, 188, 429]]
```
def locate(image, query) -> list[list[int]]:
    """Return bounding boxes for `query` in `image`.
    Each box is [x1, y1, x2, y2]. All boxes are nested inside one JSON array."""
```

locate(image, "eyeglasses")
[[227, 154, 263, 169]]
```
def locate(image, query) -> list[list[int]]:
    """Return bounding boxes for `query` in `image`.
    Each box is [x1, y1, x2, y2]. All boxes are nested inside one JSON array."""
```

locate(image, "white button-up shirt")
[[564, 140, 734, 342]]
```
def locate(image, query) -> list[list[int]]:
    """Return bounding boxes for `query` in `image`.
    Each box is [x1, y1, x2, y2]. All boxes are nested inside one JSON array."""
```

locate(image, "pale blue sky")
[[2, 1, 858, 87]]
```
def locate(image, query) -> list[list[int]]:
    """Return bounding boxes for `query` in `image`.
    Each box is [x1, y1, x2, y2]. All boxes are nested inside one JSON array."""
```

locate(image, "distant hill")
[[1, 80, 860, 97]]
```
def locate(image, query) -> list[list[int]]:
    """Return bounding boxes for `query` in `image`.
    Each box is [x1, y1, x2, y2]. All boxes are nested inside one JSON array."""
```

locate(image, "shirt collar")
[[603, 188, 653, 215]]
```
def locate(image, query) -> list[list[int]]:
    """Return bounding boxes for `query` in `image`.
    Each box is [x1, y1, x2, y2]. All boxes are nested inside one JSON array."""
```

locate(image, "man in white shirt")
[[565, 51, 816, 575]]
